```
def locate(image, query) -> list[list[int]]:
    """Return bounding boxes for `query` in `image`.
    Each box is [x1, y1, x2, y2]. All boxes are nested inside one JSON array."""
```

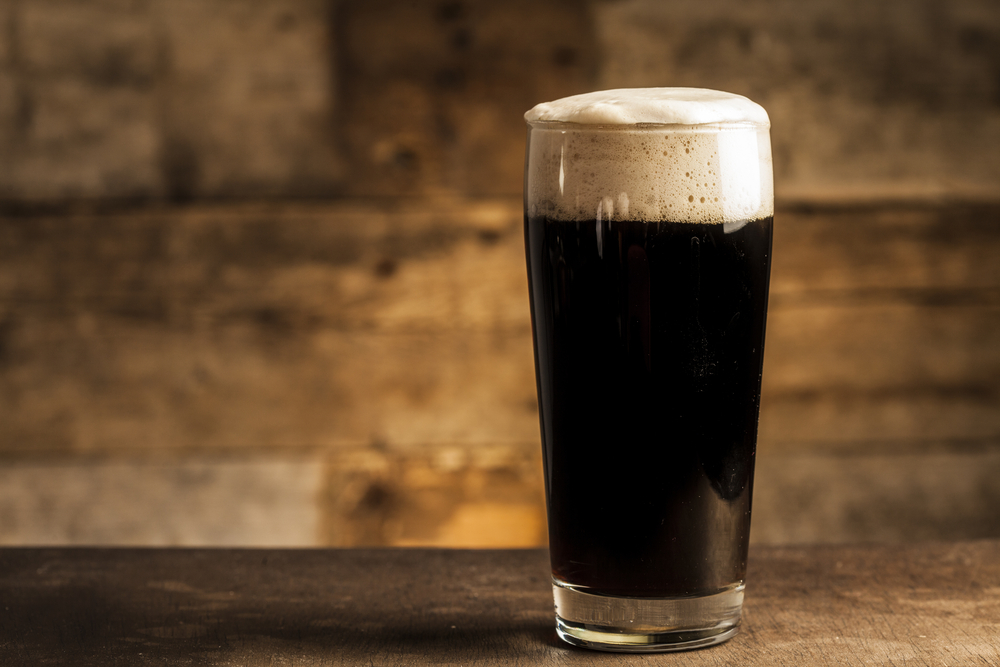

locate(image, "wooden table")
[[1, 542, 998, 665]]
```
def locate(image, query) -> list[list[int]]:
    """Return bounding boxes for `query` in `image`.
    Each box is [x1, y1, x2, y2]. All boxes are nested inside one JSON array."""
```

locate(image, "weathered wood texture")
[[0, 0, 342, 203], [0, 201, 535, 454], [336, 0, 597, 198], [2, 202, 997, 454], [762, 204, 1000, 450], [0, 201, 998, 547], [0, 458, 325, 546], [2, 0, 1000, 203], [593, 0, 1000, 201], [1, 543, 998, 665], [1, 0, 999, 547]]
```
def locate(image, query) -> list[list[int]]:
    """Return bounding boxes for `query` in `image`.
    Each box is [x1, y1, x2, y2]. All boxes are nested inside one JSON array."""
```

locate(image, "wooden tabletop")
[[1, 542, 998, 666]]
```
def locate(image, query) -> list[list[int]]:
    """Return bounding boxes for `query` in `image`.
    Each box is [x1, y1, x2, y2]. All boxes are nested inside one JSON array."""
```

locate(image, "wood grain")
[[0, 0, 342, 202], [1, 201, 997, 453], [2, 0, 1000, 549], [4, 1, 1000, 204], [0, 200, 998, 546], [0, 544, 997, 665]]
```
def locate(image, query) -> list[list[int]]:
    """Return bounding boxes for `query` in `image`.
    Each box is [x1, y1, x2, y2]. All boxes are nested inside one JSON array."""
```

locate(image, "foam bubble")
[[524, 89, 772, 224]]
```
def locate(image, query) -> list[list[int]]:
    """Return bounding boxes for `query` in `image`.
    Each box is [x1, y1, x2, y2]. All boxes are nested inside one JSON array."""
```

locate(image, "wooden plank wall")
[[0, 0, 998, 546]]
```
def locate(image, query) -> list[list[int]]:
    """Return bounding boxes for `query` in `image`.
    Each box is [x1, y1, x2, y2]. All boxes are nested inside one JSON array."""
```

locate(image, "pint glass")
[[523, 89, 773, 652]]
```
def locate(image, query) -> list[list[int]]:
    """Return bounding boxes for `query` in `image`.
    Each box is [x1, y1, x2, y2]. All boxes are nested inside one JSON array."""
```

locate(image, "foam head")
[[525, 88, 773, 225]]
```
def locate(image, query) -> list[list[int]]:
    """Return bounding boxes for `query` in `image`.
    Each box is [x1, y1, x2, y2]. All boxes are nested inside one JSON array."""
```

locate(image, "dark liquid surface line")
[[525, 215, 773, 598]]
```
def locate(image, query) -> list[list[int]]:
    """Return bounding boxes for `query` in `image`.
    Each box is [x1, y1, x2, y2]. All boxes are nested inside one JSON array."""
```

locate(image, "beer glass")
[[523, 89, 773, 652]]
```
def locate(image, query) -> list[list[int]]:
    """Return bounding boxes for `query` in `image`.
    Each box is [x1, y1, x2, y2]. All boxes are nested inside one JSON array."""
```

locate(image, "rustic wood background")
[[1, 0, 998, 547]]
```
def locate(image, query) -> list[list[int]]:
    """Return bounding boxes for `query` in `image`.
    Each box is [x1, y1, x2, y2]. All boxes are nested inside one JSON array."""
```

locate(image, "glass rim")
[[525, 119, 770, 131]]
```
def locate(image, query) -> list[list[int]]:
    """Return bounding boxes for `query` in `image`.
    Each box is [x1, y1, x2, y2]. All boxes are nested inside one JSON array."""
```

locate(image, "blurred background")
[[0, 0, 998, 547]]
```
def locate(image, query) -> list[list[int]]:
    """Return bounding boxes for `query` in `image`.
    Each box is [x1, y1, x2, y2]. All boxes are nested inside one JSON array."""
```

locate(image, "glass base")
[[552, 580, 744, 653]]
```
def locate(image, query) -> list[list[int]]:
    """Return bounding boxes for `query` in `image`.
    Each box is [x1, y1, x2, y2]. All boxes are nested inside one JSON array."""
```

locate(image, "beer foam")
[[524, 88, 773, 225], [525, 88, 769, 126]]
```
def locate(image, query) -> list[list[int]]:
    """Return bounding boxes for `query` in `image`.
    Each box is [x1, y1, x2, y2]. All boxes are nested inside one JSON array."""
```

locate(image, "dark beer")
[[525, 214, 772, 598], [524, 87, 772, 650]]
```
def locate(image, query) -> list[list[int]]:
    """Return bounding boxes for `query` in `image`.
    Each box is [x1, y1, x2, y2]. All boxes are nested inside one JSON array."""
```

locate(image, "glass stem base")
[[552, 580, 744, 653]]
